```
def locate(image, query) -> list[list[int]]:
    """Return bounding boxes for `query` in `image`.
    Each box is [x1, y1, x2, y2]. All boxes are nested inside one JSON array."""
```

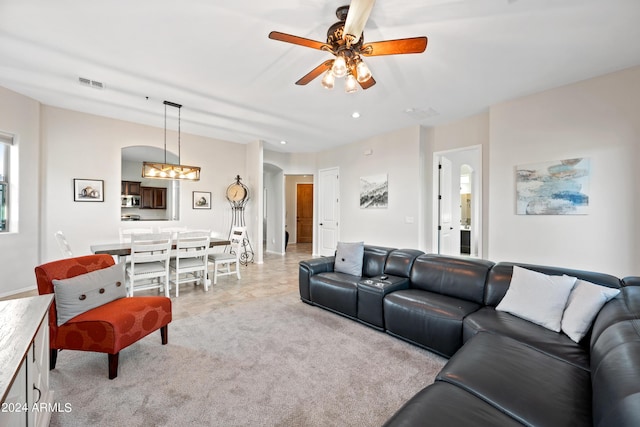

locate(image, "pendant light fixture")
[[142, 100, 201, 181]]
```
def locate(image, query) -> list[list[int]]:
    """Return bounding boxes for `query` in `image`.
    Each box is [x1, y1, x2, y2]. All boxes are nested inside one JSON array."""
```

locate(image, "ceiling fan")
[[269, 0, 428, 93]]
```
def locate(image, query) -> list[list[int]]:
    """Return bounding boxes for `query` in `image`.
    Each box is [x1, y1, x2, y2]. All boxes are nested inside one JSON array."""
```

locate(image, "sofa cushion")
[[384, 289, 480, 357], [409, 254, 494, 304], [383, 382, 523, 427], [590, 286, 640, 346], [334, 241, 364, 276], [309, 272, 360, 318], [384, 249, 424, 278], [591, 320, 640, 427], [362, 245, 396, 277], [562, 279, 620, 343], [463, 306, 590, 370], [495, 266, 576, 332], [437, 332, 592, 427], [53, 262, 126, 326]]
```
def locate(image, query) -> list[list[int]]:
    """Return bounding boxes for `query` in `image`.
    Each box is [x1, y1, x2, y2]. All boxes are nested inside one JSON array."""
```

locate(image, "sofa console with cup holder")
[[299, 243, 640, 426]]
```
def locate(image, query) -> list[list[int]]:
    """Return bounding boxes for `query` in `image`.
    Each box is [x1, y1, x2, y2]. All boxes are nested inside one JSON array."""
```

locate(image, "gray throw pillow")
[[334, 241, 364, 276], [53, 263, 126, 326]]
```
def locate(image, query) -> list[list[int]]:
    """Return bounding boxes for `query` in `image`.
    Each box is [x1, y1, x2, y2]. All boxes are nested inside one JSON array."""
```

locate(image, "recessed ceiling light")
[[352, 112, 360, 119], [280, 140, 287, 145]]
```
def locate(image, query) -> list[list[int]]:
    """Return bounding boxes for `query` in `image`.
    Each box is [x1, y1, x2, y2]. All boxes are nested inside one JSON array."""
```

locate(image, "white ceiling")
[[1, 0, 639, 153]]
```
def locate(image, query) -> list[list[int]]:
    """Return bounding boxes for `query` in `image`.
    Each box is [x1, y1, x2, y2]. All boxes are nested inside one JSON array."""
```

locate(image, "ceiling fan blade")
[[359, 76, 376, 90], [361, 37, 428, 56], [295, 60, 334, 85], [268, 31, 328, 50], [344, 0, 376, 44]]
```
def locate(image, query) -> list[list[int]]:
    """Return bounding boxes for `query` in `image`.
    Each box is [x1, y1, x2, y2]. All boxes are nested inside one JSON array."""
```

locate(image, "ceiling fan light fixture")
[[355, 60, 372, 83], [345, 73, 358, 93], [321, 69, 335, 89], [332, 55, 348, 78]]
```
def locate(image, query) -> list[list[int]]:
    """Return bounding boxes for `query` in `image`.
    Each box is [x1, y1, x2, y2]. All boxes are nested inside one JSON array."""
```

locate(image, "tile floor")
[[3, 244, 315, 321]]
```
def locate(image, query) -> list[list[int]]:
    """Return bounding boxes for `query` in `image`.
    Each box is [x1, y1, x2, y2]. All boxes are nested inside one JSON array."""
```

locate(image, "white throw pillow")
[[561, 279, 620, 342], [53, 263, 126, 326], [496, 266, 576, 332], [334, 241, 365, 276]]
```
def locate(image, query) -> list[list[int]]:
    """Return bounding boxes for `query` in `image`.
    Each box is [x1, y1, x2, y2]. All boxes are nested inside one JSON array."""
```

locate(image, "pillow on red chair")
[[53, 263, 126, 325]]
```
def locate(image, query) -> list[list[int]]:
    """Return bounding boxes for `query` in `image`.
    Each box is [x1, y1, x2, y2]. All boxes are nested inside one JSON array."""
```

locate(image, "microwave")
[[121, 195, 141, 207]]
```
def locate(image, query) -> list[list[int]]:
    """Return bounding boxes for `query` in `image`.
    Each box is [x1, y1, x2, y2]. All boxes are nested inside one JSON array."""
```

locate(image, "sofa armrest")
[[299, 256, 336, 302]]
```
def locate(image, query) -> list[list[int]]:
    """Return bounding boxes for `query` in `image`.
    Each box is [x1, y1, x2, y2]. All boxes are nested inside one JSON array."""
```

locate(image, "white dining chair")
[[119, 227, 154, 243], [160, 226, 189, 241], [208, 227, 245, 285], [54, 231, 73, 257], [169, 230, 210, 297], [126, 232, 172, 297]]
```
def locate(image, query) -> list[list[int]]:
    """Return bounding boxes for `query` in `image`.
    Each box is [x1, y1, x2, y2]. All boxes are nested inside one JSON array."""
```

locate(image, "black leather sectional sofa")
[[298, 245, 640, 426]]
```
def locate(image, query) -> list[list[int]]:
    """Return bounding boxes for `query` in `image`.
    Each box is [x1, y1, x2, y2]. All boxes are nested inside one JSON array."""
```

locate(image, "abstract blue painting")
[[516, 158, 590, 215]]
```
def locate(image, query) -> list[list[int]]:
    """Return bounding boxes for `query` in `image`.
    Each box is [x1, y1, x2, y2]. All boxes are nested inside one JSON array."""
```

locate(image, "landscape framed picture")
[[193, 191, 211, 209], [360, 174, 388, 209], [73, 179, 104, 202]]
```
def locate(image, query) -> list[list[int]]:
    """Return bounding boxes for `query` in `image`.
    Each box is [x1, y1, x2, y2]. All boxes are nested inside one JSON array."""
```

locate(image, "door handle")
[[319, 223, 324, 226]]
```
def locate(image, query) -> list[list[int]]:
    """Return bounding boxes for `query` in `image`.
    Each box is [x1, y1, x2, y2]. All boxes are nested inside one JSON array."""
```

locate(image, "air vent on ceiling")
[[404, 107, 439, 120], [78, 77, 105, 90]]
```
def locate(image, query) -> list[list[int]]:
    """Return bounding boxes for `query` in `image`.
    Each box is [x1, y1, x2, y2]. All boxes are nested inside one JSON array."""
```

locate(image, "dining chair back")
[[54, 230, 73, 257], [119, 227, 154, 243], [169, 230, 210, 297], [208, 227, 245, 285], [126, 232, 172, 296], [160, 226, 189, 241]]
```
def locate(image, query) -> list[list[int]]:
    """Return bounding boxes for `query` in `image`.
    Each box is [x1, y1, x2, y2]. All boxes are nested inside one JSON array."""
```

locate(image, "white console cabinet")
[[0, 295, 54, 427]]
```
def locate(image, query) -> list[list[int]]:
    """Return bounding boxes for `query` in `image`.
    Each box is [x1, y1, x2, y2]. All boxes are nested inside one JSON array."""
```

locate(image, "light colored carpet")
[[49, 292, 446, 426]]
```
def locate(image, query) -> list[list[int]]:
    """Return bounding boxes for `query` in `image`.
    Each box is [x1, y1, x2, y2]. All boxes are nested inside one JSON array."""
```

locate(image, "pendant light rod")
[[142, 100, 200, 181], [163, 100, 182, 163]]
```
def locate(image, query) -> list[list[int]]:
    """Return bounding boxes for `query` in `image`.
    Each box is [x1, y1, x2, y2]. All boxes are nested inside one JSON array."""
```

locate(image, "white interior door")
[[318, 167, 339, 256], [439, 157, 454, 255], [433, 145, 483, 258]]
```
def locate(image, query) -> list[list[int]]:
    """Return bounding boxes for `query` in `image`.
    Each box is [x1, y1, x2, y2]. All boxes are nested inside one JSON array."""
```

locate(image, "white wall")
[[263, 165, 285, 254], [488, 66, 640, 276], [245, 141, 264, 264], [263, 150, 316, 175], [0, 87, 41, 296], [316, 126, 424, 250], [40, 106, 248, 264], [432, 112, 490, 256]]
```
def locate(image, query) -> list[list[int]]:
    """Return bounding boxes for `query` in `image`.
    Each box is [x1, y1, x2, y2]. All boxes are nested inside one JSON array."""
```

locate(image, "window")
[[0, 132, 13, 232]]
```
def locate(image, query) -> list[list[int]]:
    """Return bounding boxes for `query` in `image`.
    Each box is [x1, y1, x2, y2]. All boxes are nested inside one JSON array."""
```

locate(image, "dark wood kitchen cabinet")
[[121, 180, 141, 195], [140, 186, 166, 209]]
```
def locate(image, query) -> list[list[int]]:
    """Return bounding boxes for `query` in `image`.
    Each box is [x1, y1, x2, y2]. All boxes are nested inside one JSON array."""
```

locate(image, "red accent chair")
[[35, 254, 172, 379]]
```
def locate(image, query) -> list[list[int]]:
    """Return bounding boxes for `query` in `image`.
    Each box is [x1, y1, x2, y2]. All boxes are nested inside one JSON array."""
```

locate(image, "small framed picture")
[[193, 191, 211, 209], [74, 179, 104, 202]]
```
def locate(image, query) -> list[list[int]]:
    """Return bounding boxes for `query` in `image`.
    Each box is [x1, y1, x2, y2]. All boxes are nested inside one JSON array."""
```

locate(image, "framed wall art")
[[73, 179, 104, 202], [360, 174, 388, 209], [193, 191, 211, 209], [516, 158, 590, 215]]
